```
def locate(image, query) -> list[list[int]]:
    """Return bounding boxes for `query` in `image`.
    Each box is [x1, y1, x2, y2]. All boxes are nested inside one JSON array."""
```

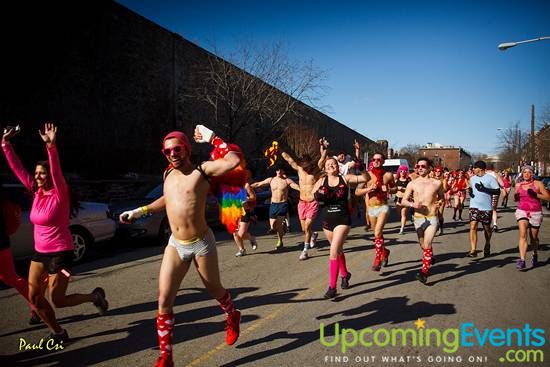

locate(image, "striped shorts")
[[168, 228, 216, 262]]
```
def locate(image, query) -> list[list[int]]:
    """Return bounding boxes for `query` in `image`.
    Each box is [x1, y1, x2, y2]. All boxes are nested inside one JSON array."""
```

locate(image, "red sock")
[[422, 248, 433, 274], [374, 236, 383, 258], [156, 312, 175, 359], [329, 259, 339, 288], [217, 291, 235, 315], [337, 254, 348, 278]]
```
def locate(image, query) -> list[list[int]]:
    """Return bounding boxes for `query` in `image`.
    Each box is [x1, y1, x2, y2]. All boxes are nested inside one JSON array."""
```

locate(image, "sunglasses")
[[162, 145, 183, 156], [372, 158, 383, 162], [415, 164, 428, 169]]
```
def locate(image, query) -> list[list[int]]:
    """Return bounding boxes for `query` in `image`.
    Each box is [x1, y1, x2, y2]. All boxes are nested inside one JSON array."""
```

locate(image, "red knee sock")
[[337, 254, 348, 278], [421, 248, 433, 274], [217, 291, 235, 315], [329, 259, 339, 288], [156, 312, 175, 359], [374, 236, 384, 258]]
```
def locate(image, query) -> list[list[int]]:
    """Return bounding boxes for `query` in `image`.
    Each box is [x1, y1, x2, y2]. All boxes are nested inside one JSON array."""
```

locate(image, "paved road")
[[1, 203, 549, 367]]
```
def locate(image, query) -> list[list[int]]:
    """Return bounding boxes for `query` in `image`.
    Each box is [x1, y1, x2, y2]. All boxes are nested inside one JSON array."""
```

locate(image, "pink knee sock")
[[329, 259, 339, 288], [337, 254, 348, 278]]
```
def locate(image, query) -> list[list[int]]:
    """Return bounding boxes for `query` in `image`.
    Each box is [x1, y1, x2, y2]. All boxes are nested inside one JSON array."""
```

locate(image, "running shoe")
[[324, 286, 337, 299], [29, 310, 42, 325], [250, 239, 258, 251], [516, 259, 526, 271], [48, 329, 69, 344], [235, 249, 246, 257], [341, 273, 352, 289], [310, 232, 318, 248], [299, 250, 308, 261], [154, 355, 174, 367], [492, 224, 498, 232], [398, 229, 404, 235], [225, 310, 241, 346], [415, 271, 428, 284], [531, 253, 538, 268], [483, 243, 491, 257], [381, 248, 390, 267], [275, 240, 284, 250], [466, 250, 477, 258], [92, 287, 109, 316]]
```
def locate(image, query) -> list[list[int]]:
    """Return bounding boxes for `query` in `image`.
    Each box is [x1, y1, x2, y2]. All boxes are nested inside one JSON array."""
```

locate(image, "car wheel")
[[71, 227, 92, 262], [158, 218, 171, 245]]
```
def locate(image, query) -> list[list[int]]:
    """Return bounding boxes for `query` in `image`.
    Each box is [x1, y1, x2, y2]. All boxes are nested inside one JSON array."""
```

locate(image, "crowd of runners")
[[1, 123, 549, 367]]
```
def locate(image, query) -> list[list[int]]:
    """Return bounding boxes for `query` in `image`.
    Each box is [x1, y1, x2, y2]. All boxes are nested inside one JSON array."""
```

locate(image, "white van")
[[383, 159, 411, 174]]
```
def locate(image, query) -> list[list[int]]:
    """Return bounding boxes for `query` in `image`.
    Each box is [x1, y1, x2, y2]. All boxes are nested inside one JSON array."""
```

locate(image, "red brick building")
[[418, 145, 472, 170]]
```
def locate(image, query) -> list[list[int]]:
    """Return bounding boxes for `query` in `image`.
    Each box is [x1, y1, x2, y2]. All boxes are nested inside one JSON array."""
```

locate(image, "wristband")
[[196, 124, 215, 143], [140, 206, 149, 215]]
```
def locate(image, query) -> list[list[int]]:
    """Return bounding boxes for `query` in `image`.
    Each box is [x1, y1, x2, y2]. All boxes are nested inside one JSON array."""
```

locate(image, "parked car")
[[109, 182, 222, 244], [5, 184, 116, 262]]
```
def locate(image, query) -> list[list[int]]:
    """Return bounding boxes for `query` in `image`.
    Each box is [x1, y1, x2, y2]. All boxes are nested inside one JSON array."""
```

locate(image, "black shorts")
[[469, 208, 492, 225], [269, 202, 288, 219], [240, 209, 256, 223], [32, 250, 74, 275], [321, 205, 351, 231]]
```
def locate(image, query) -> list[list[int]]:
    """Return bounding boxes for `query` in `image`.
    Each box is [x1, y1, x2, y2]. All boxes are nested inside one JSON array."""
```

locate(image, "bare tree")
[[397, 144, 423, 163], [497, 122, 529, 170], [194, 41, 329, 142], [536, 103, 550, 173], [282, 121, 320, 159]]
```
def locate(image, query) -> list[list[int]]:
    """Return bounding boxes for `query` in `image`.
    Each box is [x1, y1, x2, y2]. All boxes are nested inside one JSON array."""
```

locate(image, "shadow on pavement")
[[221, 296, 455, 367]]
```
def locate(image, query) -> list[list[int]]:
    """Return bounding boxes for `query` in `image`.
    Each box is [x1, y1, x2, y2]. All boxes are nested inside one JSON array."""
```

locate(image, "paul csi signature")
[[19, 337, 65, 351]]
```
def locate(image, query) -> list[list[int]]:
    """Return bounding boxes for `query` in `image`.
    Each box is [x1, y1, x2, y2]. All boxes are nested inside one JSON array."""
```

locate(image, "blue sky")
[[117, 0, 550, 155]]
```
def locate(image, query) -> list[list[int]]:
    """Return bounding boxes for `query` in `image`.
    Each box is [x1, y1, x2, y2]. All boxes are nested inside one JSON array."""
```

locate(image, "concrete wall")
[[1, 1, 380, 178]]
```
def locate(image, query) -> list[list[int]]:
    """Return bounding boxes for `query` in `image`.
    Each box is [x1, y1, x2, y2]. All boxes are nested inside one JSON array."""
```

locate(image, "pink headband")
[[163, 131, 191, 155]]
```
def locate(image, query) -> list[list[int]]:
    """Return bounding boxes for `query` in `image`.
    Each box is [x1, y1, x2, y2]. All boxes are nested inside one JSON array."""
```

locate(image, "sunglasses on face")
[[162, 145, 183, 156], [415, 164, 427, 169], [372, 158, 383, 162]]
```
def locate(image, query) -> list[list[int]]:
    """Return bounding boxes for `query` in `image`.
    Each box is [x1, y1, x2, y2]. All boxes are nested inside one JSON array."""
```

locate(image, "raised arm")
[[194, 125, 241, 177], [281, 151, 300, 171], [40, 123, 68, 197], [318, 137, 328, 170], [344, 170, 371, 187], [1, 126, 34, 191]]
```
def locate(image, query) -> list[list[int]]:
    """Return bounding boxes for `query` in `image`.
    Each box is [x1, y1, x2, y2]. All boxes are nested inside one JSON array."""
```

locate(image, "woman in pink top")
[[2, 123, 108, 343], [513, 165, 550, 270]]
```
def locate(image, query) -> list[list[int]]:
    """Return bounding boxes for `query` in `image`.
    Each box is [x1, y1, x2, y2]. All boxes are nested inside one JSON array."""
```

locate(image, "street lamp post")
[[498, 36, 550, 51]]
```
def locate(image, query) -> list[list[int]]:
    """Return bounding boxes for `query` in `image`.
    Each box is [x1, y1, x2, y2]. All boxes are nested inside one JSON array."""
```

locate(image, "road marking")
[[185, 250, 366, 367]]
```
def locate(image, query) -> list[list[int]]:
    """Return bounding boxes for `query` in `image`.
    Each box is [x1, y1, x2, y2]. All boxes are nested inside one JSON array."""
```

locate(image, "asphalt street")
[[1, 202, 549, 367]]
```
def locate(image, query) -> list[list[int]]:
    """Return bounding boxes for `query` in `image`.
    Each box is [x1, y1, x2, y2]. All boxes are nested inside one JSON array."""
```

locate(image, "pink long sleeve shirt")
[[2, 141, 73, 253]]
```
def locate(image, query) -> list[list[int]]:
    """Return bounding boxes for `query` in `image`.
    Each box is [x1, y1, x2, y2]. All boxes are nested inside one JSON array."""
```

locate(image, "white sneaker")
[[250, 239, 258, 251], [310, 232, 318, 248], [299, 251, 309, 261], [235, 249, 246, 257]]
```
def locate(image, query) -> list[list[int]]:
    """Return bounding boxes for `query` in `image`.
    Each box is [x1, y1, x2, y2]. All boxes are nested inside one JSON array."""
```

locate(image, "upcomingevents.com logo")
[[319, 319, 545, 363]]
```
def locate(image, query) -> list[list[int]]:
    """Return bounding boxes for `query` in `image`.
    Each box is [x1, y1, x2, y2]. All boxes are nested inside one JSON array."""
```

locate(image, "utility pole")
[[531, 104, 535, 165]]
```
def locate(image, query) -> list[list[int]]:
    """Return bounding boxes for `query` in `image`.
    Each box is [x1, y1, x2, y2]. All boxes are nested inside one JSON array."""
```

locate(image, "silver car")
[[5, 184, 116, 262]]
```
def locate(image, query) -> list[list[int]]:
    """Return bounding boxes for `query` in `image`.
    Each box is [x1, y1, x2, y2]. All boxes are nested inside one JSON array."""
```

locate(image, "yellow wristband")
[[140, 206, 149, 215]]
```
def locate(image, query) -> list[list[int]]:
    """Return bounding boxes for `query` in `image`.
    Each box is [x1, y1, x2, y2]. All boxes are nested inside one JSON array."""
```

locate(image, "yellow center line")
[[185, 245, 367, 367]]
